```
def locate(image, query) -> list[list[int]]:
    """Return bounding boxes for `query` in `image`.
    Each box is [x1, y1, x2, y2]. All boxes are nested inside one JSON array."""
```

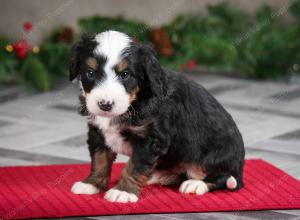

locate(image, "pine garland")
[[1, 0, 300, 91]]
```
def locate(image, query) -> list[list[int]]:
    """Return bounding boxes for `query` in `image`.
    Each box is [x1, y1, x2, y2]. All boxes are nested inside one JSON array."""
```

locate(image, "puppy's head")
[[69, 30, 165, 117]]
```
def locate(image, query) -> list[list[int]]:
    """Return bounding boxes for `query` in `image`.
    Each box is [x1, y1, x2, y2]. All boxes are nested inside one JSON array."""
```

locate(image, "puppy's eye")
[[86, 70, 95, 80], [119, 71, 130, 80]]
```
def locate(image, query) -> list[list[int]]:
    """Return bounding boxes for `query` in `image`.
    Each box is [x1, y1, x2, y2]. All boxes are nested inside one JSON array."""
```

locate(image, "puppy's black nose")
[[97, 100, 114, 112]]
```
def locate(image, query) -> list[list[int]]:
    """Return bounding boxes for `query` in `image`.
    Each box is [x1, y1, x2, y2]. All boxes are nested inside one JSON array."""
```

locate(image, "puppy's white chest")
[[91, 116, 132, 156]]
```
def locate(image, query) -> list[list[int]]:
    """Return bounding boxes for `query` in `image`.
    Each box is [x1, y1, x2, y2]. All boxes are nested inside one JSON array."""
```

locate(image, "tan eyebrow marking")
[[86, 57, 98, 70], [116, 60, 129, 72]]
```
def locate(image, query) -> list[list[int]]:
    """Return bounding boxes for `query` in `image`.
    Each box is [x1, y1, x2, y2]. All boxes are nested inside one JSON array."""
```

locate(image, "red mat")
[[1, 159, 300, 219]]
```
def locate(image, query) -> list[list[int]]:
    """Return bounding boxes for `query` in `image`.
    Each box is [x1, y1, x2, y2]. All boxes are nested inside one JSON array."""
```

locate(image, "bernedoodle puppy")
[[69, 30, 245, 203]]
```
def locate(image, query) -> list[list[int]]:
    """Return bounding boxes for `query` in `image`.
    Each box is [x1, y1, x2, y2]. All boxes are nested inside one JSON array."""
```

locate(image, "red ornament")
[[13, 40, 30, 59], [23, 22, 33, 32], [180, 59, 198, 71], [186, 59, 197, 71]]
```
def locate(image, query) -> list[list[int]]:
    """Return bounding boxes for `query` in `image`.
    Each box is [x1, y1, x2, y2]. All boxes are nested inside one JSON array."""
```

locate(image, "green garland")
[[20, 54, 50, 91], [79, 16, 150, 41], [0, 27, 71, 91], [0, 36, 20, 82], [1, 0, 300, 91], [162, 1, 300, 78]]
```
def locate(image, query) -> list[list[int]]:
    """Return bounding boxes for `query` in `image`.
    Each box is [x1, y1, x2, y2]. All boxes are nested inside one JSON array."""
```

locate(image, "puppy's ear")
[[69, 34, 96, 81], [135, 43, 166, 97], [69, 40, 80, 81]]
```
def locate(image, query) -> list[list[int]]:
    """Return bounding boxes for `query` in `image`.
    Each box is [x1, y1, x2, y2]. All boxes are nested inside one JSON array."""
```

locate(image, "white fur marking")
[[226, 176, 237, 190], [94, 31, 131, 69], [86, 31, 132, 117], [71, 181, 99, 195], [104, 188, 138, 203], [91, 116, 132, 156], [179, 180, 209, 195], [79, 81, 86, 97], [86, 76, 130, 116]]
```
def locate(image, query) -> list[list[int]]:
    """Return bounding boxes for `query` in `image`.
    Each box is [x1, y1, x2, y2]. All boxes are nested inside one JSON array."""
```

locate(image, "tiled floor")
[[1, 74, 300, 219]]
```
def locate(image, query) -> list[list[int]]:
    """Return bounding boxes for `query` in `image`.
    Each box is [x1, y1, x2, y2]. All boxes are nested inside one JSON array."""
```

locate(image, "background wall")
[[0, 0, 291, 44]]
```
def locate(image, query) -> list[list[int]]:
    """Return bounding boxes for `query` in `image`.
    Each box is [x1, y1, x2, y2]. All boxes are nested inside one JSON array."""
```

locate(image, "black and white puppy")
[[69, 30, 245, 203]]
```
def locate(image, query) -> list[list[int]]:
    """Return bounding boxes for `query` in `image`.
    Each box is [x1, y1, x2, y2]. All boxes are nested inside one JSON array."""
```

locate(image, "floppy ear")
[[69, 34, 96, 81], [138, 43, 166, 97], [69, 40, 80, 81]]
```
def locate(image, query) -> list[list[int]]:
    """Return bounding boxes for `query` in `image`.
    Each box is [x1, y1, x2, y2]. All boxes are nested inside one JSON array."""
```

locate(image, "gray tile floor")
[[1, 74, 300, 219]]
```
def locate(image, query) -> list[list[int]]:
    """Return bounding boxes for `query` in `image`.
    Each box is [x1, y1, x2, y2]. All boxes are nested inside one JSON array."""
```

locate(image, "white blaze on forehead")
[[94, 30, 132, 69], [86, 31, 132, 117]]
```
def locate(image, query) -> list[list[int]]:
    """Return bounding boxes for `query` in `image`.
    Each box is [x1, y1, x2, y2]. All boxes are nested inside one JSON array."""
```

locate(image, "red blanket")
[[1, 159, 300, 219]]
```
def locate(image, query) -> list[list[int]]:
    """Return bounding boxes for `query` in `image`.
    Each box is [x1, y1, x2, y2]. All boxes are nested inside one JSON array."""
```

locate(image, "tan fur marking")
[[147, 172, 185, 186], [83, 149, 116, 190], [129, 86, 140, 103], [126, 119, 151, 138], [115, 160, 148, 196], [116, 60, 129, 72], [185, 164, 206, 180], [147, 163, 206, 186], [86, 57, 98, 70]]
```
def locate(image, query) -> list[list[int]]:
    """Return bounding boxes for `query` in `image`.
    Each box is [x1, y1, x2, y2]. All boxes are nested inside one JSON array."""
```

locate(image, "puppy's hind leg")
[[179, 164, 209, 195], [179, 175, 240, 195], [179, 165, 242, 195]]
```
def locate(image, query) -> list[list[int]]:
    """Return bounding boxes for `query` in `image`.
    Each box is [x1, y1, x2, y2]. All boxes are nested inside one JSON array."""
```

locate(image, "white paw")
[[179, 180, 208, 195], [71, 181, 99, 195], [104, 188, 138, 203]]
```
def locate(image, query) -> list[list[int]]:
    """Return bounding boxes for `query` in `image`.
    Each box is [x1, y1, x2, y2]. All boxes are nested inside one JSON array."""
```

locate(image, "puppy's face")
[[69, 31, 139, 117], [69, 31, 165, 117]]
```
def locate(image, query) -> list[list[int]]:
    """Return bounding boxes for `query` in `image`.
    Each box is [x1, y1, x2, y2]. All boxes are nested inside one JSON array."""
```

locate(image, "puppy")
[[69, 30, 245, 203]]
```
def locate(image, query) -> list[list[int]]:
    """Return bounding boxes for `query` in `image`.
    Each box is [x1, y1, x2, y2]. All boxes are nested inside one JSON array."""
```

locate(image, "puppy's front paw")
[[104, 188, 138, 203], [179, 180, 208, 195], [71, 181, 99, 195]]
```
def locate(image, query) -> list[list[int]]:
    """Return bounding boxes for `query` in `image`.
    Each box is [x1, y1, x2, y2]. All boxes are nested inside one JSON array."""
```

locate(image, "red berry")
[[187, 59, 197, 71], [23, 22, 33, 32], [13, 40, 30, 59]]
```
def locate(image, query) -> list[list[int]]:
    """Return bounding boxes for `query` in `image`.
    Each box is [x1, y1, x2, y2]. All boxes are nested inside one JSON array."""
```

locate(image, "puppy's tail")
[[226, 176, 237, 190], [207, 175, 242, 191]]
